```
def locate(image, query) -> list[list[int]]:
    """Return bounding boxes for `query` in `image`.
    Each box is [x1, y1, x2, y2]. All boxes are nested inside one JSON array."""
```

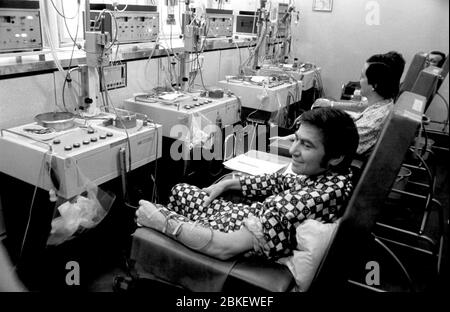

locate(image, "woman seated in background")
[[273, 51, 405, 156], [136, 108, 359, 261]]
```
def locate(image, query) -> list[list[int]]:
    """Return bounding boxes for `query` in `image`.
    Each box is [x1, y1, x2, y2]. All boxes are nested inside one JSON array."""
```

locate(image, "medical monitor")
[[235, 11, 258, 35]]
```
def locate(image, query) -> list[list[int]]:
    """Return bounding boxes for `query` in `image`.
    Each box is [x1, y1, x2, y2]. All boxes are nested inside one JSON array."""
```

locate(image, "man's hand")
[[202, 182, 227, 207]]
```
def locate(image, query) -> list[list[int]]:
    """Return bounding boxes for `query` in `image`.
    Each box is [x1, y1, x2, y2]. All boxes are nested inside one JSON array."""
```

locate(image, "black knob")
[[53, 139, 61, 144], [64, 145, 72, 151], [73, 143, 81, 148]]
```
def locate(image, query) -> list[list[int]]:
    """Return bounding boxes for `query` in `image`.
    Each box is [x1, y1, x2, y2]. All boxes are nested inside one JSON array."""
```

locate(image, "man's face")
[[427, 53, 443, 67], [288, 123, 329, 176], [359, 62, 372, 97]]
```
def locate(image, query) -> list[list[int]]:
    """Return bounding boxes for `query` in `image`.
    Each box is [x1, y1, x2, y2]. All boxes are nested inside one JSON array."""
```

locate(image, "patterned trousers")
[[161, 183, 264, 233]]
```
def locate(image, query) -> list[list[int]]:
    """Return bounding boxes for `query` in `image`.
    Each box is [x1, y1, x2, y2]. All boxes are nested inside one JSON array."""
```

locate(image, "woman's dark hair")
[[367, 51, 405, 99], [298, 107, 359, 173], [365, 62, 398, 99], [367, 51, 405, 82]]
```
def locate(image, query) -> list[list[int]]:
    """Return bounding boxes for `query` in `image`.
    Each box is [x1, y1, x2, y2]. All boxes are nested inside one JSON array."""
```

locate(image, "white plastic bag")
[[47, 174, 115, 246]]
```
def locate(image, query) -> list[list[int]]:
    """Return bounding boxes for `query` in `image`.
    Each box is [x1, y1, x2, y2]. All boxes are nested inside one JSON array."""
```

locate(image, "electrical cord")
[[18, 151, 55, 262], [50, 0, 79, 19], [61, 5, 81, 112]]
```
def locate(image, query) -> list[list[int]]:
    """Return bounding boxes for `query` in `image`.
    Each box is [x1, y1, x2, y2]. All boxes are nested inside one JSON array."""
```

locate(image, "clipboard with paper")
[[223, 150, 291, 175]]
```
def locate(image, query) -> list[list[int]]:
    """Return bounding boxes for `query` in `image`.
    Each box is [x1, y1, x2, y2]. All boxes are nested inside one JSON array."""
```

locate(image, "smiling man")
[[136, 108, 359, 260]]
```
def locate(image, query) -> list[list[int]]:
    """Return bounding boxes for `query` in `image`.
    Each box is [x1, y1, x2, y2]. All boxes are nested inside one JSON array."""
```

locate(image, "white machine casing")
[[0, 119, 162, 199], [217, 79, 302, 112], [124, 94, 240, 142]]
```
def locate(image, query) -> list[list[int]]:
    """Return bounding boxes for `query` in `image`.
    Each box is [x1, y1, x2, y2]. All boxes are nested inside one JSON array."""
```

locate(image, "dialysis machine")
[[0, 114, 162, 199]]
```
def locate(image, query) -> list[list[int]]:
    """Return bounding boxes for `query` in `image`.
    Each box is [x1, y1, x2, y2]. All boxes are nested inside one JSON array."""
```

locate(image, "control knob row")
[[56, 132, 114, 150], [184, 100, 213, 110]]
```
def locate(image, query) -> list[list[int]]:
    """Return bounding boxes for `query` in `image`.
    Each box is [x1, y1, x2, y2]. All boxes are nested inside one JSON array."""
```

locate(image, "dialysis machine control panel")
[[204, 9, 233, 38], [0, 118, 162, 199], [0, 1, 42, 53], [89, 4, 159, 43], [124, 93, 240, 143]]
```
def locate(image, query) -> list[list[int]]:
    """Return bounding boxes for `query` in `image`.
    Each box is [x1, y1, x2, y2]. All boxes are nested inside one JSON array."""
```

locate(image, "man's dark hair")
[[298, 107, 359, 173]]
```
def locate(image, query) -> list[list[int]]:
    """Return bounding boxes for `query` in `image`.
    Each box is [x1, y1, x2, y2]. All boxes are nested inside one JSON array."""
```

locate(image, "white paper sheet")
[[223, 154, 288, 175]]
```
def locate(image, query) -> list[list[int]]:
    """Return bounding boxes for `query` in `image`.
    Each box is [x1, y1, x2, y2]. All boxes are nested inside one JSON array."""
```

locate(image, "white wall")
[[0, 49, 246, 129], [291, 0, 449, 100], [1, 0, 448, 129]]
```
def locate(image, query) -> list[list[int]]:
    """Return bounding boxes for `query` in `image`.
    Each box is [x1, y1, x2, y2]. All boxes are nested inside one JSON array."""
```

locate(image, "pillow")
[[277, 219, 339, 292]]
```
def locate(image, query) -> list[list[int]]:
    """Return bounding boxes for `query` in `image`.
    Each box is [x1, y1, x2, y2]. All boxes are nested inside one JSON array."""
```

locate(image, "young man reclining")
[[136, 107, 359, 261]]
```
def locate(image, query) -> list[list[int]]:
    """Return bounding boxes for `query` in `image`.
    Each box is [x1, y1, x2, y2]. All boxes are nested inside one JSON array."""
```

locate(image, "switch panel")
[[101, 62, 127, 91], [235, 11, 257, 35], [205, 9, 233, 38], [89, 4, 159, 44], [0, 1, 42, 53]]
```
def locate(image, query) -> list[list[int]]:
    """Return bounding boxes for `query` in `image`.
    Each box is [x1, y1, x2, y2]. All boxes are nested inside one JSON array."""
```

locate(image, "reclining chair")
[[127, 92, 427, 292], [373, 61, 447, 278]]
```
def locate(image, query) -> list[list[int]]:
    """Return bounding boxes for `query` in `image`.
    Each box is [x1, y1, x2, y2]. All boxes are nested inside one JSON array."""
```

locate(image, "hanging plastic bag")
[[47, 167, 115, 246]]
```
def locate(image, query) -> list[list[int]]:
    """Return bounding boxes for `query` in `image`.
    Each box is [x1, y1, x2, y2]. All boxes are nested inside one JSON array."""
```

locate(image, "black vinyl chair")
[[126, 92, 430, 292]]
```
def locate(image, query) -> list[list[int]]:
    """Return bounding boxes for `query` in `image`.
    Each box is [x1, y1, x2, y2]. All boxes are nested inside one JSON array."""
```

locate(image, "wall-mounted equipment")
[[165, 0, 177, 25], [234, 11, 258, 36], [204, 9, 233, 38], [0, 0, 42, 53], [88, 4, 159, 44], [100, 62, 127, 92]]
